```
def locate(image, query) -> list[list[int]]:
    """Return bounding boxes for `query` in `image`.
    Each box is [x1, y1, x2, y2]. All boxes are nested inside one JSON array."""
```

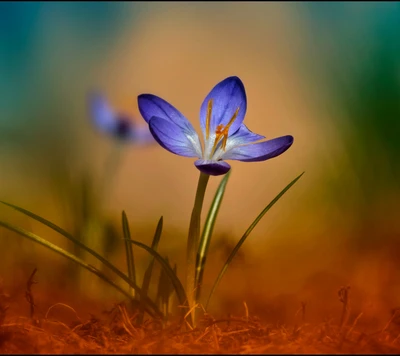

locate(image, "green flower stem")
[[186, 171, 210, 326]]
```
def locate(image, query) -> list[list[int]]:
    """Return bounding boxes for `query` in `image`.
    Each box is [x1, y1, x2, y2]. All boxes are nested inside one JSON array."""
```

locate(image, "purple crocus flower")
[[88, 91, 154, 144], [137, 76, 294, 175]]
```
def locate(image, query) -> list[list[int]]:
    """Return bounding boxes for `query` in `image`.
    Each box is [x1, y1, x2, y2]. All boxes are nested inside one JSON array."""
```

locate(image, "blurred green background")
[[0, 2, 399, 322]]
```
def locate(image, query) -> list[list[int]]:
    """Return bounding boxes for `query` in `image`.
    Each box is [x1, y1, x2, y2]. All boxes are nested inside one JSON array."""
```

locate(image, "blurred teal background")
[[0, 2, 399, 321]]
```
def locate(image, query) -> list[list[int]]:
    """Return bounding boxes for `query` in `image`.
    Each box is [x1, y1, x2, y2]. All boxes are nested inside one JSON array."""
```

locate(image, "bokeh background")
[[1, 2, 399, 324]]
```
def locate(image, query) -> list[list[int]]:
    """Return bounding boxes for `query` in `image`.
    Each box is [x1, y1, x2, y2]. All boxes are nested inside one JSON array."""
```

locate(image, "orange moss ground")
[[1, 302, 400, 354], [1, 270, 400, 354]]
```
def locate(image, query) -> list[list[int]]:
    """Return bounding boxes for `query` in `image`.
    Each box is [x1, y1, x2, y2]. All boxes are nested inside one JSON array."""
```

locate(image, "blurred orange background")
[[0, 2, 399, 325]]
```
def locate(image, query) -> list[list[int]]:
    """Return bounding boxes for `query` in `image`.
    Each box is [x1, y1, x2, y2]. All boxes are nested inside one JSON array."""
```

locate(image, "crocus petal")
[[225, 124, 265, 147], [149, 117, 201, 157], [211, 124, 265, 161], [194, 159, 231, 176], [117, 121, 155, 144], [131, 125, 156, 145], [138, 94, 197, 134], [88, 92, 116, 133], [221, 135, 294, 162], [200, 76, 247, 139]]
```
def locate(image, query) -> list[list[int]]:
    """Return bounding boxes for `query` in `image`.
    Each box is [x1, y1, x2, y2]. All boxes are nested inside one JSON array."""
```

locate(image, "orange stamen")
[[225, 107, 240, 132], [221, 107, 239, 150]]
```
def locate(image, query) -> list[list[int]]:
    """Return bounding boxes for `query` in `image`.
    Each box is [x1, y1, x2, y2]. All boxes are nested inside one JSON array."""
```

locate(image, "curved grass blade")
[[0, 220, 159, 318], [125, 238, 190, 324], [138, 216, 163, 324], [206, 172, 305, 310], [122, 211, 136, 296], [195, 170, 231, 302], [0, 200, 161, 317]]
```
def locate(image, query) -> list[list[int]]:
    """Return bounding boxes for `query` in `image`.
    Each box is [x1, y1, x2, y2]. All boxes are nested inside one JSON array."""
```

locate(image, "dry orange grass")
[[1, 279, 400, 355]]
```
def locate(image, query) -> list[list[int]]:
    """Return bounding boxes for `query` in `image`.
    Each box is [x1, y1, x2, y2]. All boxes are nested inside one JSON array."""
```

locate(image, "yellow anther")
[[225, 107, 240, 133], [206, 99, 213, 140], [220, 107, 240, 150], [221, 134, 229, 150]]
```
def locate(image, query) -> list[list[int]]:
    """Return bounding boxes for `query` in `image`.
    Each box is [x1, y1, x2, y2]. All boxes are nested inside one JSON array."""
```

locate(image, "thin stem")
[[91, 141, 124, 258], [186, 171, 210, 326], [100, 141, 124, 209], [78, 141, 124, 294]]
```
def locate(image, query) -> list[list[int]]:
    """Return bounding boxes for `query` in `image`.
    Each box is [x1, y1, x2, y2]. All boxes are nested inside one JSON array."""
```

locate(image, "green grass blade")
[[0, 200, 161, 318], [156, 257, 165, 308], [138, 216, 163, 323], [172, 263, 178, 297], [157, 256, 170, 317], [125, 238, 190, 323], [122, 211, 136, 295], [157, 258, 177, 319], [143, 216, 163, 292], [0, 220, 160, 318], [167, 263, 178, 316], [195, 170, 231, 302], [205, 172, 305, 310]]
